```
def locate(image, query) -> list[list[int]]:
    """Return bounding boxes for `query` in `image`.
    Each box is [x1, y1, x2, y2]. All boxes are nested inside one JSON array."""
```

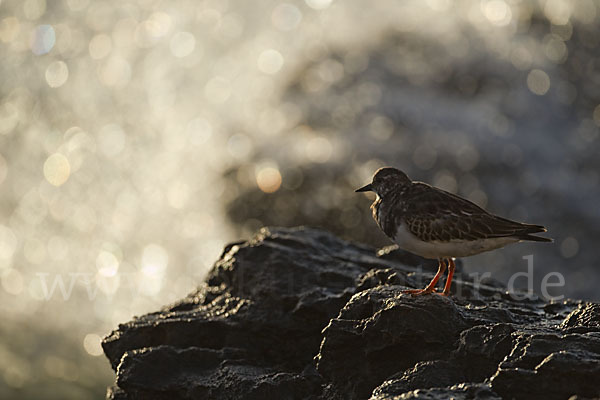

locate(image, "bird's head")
[[355, 167, 412, 198]]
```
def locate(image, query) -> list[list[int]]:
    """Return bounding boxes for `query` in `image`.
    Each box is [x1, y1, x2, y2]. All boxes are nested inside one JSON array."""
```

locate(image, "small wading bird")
[[356, 167, 552, 296]]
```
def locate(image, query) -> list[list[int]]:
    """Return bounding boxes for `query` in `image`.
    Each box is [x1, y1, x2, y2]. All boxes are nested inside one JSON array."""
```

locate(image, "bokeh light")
[[204, 76, 232, 104], [527, 69, 551, 96], [141, 244, 168, 277], [481, 0, 512, 26], [96, 250, 119, 277], [45, 61, 69, 88], [31, 24, 55, 55], [272, 3, 302, 31], [305, 0, 333, 10], [43, 153, 70, 186], [88, 34, 112, 59], [1, 268, 24, 295], [82, 333, 103, 357], [256, 165, 282, 193], [258, 49, 284, 74], [560, 237, 579, 258], [170, 31, 196, 58]]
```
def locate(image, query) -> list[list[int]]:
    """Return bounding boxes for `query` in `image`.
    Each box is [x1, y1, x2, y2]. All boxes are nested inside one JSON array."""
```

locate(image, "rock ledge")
[[102, 227, 600, 400]]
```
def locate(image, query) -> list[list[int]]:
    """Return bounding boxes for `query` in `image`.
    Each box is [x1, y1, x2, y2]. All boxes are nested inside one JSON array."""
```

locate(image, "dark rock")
[[371, 383, 502, 400], [103, 227, 374, 399], [116, 345, 323, 400], [455, 324, 516, 382], [102, 227, 600, 400], [560, 303, 600, 332], [370, 361, 466, 397], [490, 331, 600, 400], [106, 386, 128, 400], [316, 288, 468, 398]]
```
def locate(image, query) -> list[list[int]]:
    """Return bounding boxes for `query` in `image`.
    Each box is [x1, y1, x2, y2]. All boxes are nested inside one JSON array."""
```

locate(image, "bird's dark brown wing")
[[402, 183, 548, 242]]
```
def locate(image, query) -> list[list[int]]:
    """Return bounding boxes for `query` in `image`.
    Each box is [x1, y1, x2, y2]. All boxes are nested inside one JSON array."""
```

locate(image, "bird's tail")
[[519, 234, 553, 243], [518, 224, 552, 242]]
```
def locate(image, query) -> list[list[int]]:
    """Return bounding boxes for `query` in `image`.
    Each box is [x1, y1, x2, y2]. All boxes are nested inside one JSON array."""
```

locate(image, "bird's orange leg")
[[403, 258, 447, 296], [441, 258, 456, 296]]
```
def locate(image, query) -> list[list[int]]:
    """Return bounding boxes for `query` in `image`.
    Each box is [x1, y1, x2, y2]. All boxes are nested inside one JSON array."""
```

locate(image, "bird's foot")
[[402, 288, 438, 296], [402, 288, 451, 296]]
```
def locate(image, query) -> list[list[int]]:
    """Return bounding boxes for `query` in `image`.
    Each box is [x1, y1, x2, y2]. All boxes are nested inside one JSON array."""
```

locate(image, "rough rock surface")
[[102, 227, 600, 400]]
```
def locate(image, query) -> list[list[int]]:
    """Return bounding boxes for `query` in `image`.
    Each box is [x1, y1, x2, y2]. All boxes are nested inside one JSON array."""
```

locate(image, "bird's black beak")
[[355, 183, 373, 193]]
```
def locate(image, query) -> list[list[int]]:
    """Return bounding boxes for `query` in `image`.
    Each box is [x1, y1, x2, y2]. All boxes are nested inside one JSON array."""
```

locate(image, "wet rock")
[[106, 386, 128, 400], [454, 324, 516, 382], [371, 383, 502, 400], [490, 331, 600, 400], [316, 288, 468, 398], [102, 227, 376, 399], [369, 361, 466, 398], [560, 303, 600, 332], [102, 227, 600, 399], [116, 345, 323, 400]]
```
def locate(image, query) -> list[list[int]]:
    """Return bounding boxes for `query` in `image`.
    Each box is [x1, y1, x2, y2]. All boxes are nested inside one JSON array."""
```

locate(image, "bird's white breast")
[[393, 224, 519, 259]]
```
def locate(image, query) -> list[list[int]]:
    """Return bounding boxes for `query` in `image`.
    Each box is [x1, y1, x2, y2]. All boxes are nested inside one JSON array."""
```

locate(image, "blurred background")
[[1, 0, 599, 398]]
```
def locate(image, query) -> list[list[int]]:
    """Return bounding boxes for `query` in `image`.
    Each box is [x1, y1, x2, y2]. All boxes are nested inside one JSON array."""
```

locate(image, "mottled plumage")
[[356, 167, 551, 296]]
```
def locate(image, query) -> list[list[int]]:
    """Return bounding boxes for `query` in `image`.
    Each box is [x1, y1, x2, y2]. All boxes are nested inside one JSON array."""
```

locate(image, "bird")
[[355, 167, 552, 296]]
